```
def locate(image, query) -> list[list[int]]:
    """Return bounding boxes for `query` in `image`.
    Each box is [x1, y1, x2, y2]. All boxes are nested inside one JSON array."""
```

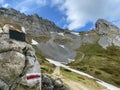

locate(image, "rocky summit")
[[96, 19, 120, 48]]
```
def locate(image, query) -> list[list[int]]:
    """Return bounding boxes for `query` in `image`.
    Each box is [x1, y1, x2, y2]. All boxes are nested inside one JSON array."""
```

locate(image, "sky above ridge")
[[0, 0, 120, 32]]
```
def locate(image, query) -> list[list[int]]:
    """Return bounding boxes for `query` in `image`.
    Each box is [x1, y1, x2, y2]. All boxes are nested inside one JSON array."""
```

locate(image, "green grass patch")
[[61, 67, 106, 90], [68, 43, 120, 87]]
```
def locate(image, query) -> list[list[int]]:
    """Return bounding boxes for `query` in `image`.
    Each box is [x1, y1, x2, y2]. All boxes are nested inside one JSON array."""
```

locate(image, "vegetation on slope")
[[60, 67, 106, 90], [26, 34, 55, 74], [33, 46, 55, 74], [34, 44, 108, 89], [68, 43, 120, 87]]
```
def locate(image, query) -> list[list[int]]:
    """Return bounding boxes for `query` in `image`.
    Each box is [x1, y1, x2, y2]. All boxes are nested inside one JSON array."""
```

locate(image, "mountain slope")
[[0, 7, 81, 63], [0, 7, 120, 88], [69, 19, 120, 87]]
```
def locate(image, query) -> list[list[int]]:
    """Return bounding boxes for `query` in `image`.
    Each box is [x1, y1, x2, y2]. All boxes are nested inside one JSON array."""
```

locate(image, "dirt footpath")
[[52, 66, 108, 90]]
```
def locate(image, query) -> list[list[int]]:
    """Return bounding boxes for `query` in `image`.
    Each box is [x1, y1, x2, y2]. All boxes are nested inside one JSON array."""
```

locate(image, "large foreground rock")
[[0, 34, 41, 90], [42, 74, 69, 90]]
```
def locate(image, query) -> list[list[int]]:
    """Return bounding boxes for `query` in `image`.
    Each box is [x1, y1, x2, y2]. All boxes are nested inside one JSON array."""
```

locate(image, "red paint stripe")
[[27, 75, 40, 80]]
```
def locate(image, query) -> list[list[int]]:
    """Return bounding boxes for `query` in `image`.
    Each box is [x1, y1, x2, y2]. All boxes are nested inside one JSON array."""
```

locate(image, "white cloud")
[[2, 3, 9, 8], [15, 0, 47, 13], [51, 0, 120, 30]]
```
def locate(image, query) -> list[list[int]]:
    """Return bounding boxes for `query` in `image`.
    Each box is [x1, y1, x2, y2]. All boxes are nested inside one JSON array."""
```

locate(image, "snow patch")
[[50, 32, 54, 34], [97, 80, 120, 90], [71, 32, 80, 36], [85, 33, 88, 36], [46, 58, 62, 66], [46, 58, 120, 90], [31, 39, 39, 45], [67, 58, 74, 63], [59, 45, 65, 48], [58, 33, 64, 36]]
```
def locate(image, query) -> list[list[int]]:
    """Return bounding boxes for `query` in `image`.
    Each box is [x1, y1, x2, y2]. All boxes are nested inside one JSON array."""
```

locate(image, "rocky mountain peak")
[[0, 7, 62, 34], [95, 19, 120, 33], [94, 19, 120, 48]]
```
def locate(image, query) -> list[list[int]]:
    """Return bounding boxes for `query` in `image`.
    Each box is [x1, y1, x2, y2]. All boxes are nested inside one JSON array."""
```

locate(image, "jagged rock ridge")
[[0, 7, 81, 63], [0, 8, 120, 63]]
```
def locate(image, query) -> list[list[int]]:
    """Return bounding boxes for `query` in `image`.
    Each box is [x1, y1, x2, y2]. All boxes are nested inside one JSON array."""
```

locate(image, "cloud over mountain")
[[0, 0, 120, 31], [51, 0, 120, 30]]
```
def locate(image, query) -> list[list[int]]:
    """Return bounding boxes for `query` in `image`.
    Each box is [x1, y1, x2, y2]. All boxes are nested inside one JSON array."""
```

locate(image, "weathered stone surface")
[[42, 74, 69, 90], [0, 51, 25, 83], [96, 19, 120, 48], [42, 74, 54, 90], [0, 34, 41, 90], [0, 79, 9, 90], [54, 78, 63, 88]]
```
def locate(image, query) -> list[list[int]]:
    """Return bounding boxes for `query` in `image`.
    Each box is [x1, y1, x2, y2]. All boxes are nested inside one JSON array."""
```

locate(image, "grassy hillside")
[[34, 44, 109, 89], [68, 43, 120, 87], [60, 67, 107, 90]]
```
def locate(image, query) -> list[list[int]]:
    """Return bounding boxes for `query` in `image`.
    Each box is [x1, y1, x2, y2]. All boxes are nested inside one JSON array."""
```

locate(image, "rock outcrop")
[[96, 19, 120, 48], [0, 26, 69, 90], [0, 33, 41, 90], [42, 74, 69, 90], [79, 19, 120, 48]]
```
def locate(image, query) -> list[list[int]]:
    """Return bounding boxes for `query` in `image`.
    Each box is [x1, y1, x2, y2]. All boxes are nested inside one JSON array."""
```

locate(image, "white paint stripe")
[[26, 73, 40, 76]]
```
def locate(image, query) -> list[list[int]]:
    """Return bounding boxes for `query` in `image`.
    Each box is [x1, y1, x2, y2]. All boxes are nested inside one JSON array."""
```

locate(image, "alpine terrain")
[[0, 7, 120, 90]]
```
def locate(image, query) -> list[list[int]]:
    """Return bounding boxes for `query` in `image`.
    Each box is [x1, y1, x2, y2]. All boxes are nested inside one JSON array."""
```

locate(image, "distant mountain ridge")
[[0, 7, 81, 63], [0, 7, 120, 63]]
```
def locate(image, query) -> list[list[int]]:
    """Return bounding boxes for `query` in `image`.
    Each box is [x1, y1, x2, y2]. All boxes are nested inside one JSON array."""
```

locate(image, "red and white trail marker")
[[26, 73, 41, 80]]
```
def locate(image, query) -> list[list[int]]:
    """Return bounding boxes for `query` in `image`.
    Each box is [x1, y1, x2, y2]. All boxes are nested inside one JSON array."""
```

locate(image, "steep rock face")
[[0, 33, 41, 90], [0, 8, 81, 63], [79, 19, 120, 48], [79, 30, 99, 44], [96, 19, 120, 48], [0, 8, 64, 35]]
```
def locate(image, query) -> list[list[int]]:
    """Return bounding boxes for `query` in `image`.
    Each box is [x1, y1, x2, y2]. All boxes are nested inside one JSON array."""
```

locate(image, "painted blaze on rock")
[[26, 73, 41, 80], [0, 34, 41, 90]]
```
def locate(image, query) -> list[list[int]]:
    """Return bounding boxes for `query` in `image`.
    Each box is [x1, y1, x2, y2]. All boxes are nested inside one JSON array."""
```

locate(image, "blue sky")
[[0, 0, 120, 32]]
